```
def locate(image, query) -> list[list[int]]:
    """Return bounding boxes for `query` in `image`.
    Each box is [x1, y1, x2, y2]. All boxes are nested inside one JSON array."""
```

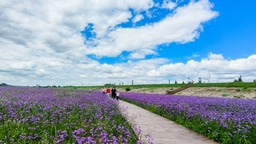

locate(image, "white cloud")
[[186, 53, 201, 59], [2, 0, 254, 86], [161, 0, 177, 10], [75, 54, 256, 85], [0, 0, 154, 53], [86, 0, 218, 58], [132, 14, 144, 23], [148, 53, 256, 83], [207, 52, 225, 60], [0, 0, 155, 85], [129, 49, 157, 59]]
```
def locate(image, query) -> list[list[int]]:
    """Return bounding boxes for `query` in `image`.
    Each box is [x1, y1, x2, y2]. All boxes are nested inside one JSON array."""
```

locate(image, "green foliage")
[[125, 87, 131, 91], [0, 83, 8, 86], [241, 87, 251, 92], [104, 83, 114, 87], [234, 75, 243, 83], [222, 93, 229, 97], [62, 81, 256, 90], [63, 85, 102, 90], [238, 75, 243, 82], [194, 82, 256, 87]]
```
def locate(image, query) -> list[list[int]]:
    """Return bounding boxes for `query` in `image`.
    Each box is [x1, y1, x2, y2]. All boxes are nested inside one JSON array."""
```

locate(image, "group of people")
[[102, 87, 119, 101]]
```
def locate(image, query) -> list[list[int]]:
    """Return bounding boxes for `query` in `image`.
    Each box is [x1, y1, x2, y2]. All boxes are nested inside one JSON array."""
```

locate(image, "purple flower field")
[[0, 87, 138, 143], [120, 92, 256, 143]]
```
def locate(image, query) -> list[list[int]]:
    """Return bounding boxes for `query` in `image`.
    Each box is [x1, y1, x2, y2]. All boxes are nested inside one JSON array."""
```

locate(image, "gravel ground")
[[119, 87, 256, 99]]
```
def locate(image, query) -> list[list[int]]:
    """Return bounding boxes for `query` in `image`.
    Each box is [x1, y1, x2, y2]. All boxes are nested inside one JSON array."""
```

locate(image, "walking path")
[[119, 100, 218, 144]]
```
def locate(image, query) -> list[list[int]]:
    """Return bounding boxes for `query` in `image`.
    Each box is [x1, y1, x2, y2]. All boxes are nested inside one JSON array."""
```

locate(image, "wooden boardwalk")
[[119, 100, 218, 144]]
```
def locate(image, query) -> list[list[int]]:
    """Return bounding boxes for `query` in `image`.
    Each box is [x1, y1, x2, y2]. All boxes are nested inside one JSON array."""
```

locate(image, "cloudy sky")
[[0, 0, 256, 86]]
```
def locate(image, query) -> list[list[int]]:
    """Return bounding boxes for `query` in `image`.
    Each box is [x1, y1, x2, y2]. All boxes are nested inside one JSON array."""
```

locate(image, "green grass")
[[241, 87, 252, 92], [63, 82, 256, 91], [222, 93, 229, 97], [63, 84, 186, 91], [63, 85, 100, 89], [193, 82, 256, 88]]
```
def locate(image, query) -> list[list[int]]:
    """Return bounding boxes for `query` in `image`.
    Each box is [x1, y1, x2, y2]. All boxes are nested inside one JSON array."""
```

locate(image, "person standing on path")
[[102, 87, 106, 95], [111, 87, 114, 98], [111, 87, 117, 99], [116, 92, 119, 101], [106, 87, 111, 98]]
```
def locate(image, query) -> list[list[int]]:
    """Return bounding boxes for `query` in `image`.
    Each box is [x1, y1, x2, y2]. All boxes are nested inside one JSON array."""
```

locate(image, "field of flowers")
[[0, 87, 138, 143], [120, 92, 256, 144]]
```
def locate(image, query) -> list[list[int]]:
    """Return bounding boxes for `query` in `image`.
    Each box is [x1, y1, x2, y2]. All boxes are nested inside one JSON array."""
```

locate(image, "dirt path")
[[119, 100, 218, 144], [119, 87, 256, 99]]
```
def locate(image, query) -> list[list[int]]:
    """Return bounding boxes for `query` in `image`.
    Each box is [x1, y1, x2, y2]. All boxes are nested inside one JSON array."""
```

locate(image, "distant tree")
[[182, 81, 185, 84], [104, 83, 113, 87], [175, 80, 177, 84], [238, 75, 243, 82], [254, 79, 256, 83], [0, 83, 8, 86], [125, 87, 131, 91], [234, 79, 238, 82]]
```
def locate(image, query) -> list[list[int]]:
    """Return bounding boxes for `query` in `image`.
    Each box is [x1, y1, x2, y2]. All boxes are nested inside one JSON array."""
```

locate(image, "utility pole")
[[132, 80, 133, 85], [208, 70, 211, 83]]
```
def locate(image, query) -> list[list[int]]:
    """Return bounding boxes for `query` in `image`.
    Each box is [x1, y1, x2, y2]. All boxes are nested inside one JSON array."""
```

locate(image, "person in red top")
[[106, 87, 111, 98]]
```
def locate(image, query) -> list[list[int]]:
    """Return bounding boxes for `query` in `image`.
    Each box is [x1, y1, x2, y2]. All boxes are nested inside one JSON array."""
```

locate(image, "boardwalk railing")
[[166, 82, 194, 95]]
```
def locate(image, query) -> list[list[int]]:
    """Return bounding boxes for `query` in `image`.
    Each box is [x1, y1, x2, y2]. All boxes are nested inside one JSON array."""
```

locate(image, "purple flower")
[[77, 137, 86, 144], [0, 87, 138, 143]]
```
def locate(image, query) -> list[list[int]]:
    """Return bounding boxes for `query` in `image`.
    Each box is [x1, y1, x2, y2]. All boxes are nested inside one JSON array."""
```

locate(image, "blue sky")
[[83, 0, 256, 64], [0, 0, 256, 86]]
